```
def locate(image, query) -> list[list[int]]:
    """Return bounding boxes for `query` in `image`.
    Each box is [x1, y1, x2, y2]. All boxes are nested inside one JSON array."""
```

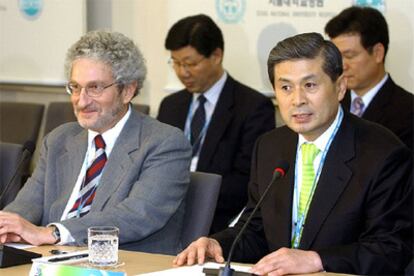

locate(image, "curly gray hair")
[[64, 30, 147, 97]]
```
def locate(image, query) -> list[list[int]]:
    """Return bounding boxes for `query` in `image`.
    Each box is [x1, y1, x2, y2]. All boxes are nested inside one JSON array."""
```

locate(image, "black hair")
[[267, 32, 343, 87], [165, 14, 224, 57], [325, 6, 389, 59]]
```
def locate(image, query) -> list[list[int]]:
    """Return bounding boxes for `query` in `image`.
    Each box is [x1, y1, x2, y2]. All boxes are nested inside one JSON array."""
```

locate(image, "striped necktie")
[[351, 96, 364, 117], [67, 135, 107, 219], [299, 143, 320, 217]]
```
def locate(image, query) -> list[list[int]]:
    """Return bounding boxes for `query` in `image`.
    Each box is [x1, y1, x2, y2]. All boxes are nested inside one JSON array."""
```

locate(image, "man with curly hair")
[[0, 31, 191, 255]]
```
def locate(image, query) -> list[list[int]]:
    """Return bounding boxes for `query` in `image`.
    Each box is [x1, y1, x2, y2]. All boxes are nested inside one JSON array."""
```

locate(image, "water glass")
[[88, 226, 119, 267]]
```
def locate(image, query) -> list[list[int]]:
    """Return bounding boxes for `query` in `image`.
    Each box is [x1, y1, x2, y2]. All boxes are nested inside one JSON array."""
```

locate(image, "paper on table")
[[137, 262, 252, 276], [4, 242, 35, 249]]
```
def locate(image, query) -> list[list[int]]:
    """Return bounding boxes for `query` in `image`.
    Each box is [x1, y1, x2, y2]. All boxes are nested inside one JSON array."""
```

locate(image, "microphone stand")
[[204, 163, 289, 276], [220, 171, 279, 276]]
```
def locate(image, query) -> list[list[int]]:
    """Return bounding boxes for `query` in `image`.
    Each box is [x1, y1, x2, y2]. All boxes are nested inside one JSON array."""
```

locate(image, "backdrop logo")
[[216, 0, 245, 24], [353, 0, 385, 12], [19, 0, 43, 19]]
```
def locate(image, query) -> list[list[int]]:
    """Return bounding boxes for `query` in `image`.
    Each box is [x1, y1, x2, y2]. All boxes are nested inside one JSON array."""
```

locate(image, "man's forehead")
[[276, 74, 318, 83], [70, 58, 113, 78], [171, 46, 201, 59], [274, 58, 324, 79]]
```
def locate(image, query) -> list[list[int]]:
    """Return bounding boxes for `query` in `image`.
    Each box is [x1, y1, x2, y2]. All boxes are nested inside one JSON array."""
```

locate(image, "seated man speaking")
[[174, 33, 412, 275], [0, 30, 191, 255]]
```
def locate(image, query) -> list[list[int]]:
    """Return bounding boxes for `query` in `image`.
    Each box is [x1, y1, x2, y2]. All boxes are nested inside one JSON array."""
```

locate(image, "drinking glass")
[[88, 226, 119, 267]]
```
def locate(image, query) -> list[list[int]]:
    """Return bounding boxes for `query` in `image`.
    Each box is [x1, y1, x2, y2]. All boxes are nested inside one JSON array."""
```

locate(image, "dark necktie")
[[190, 95, 207, 155], [67, 134, 107, 219]]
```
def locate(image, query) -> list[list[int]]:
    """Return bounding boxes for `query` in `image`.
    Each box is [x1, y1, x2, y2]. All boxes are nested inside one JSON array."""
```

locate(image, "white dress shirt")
[[185, 72, 227, 171], [350, 73, 389, 114], [292, 106, 344, 237]]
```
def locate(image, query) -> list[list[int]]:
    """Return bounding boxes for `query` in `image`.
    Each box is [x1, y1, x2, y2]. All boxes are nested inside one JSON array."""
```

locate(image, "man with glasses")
[[0, 31, 191, 255], [157, 14, 275, 234]]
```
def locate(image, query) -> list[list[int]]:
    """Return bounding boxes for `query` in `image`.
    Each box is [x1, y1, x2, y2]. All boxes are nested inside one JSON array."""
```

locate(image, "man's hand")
[[173, 237, 225, 266], [250, 247, 323, 276], [0, 211, 56, 245]]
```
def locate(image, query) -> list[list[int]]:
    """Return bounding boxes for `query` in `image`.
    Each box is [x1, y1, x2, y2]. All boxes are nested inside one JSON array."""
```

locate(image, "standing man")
[[173, 33, 412, 275], [0, 31, 191, 255], [325, 6, 413, 149], [157, 14, 275, 234]]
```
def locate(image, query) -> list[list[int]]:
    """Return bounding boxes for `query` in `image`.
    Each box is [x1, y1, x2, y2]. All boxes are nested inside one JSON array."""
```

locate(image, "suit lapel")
[[270, 131, 298, 248], [299, 114, 355, 249], [341, 77, 394, 123], [362, 77, 394, 122], [197, 77, 235, 169], [172, 92, 192, 130], [52, 129, 87, 221], [92, 110, 142, 211]]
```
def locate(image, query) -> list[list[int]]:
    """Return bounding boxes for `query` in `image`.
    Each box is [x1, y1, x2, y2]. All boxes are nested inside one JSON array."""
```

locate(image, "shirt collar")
[[350, 73, 389, 107], [192, 71, 227, 106], [298, 106, 343, 153], [87, 105, 131, 156]]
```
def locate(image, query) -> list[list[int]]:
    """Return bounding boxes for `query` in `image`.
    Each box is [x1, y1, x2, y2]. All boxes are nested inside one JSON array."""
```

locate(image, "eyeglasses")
[[168, 57, 205, 71], [66, 81, 118, 97]]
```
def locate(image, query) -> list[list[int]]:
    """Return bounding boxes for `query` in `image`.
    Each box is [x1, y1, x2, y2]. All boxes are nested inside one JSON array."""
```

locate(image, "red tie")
[[67, 135, 107, 219]]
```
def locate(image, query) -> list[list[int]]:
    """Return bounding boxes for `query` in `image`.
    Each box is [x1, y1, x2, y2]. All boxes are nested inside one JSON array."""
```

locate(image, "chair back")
[[0, 142, 24, 208], [43, 102, 77, 135], [0, 102, 44, 145], [134, 104, 150, 115], [181, 171, 221, 248]]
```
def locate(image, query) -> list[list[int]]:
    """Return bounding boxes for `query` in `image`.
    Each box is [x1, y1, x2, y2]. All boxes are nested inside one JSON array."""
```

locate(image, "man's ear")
[[372, 42, 385, 63], [336, 74, 347, 102], [211, 48, 223, 65], [122, 81, 138, 104]]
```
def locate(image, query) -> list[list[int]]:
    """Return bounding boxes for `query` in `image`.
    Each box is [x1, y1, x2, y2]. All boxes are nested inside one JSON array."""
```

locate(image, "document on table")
[[137, 262, 252, 275], [4, 242, 35, 249]]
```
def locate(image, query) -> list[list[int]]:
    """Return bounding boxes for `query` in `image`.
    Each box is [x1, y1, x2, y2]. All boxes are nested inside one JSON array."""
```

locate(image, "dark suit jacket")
[[341, 76, 414, 149], [213, 111, 413, 275], [157, 75, 275, 233]]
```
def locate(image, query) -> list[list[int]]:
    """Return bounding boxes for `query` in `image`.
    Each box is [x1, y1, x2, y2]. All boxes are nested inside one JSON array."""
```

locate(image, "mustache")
[[75, 104, 98, 113], [291, 108, 312, 115]]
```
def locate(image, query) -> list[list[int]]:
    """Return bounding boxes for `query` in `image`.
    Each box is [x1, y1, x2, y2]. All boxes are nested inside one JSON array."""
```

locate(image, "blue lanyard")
[[291, 107, 344, 248]]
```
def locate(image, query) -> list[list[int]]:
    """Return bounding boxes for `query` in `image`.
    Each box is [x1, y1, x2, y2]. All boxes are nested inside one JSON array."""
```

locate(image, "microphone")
[[0, 141, 36, 208], [204, 161, 289, 276], [0, 141, 42, 268]]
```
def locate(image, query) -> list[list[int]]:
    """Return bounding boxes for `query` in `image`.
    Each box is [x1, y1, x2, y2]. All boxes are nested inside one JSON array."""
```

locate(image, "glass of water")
[[88, 226, 119, 267]]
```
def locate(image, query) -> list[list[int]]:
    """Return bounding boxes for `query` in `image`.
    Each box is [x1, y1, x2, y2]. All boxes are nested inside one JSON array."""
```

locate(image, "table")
[[2, 245, 174, 275], [1, 245, 353, 275]]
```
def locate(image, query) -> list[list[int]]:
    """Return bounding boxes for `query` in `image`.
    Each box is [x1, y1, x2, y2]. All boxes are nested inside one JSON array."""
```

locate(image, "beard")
[[74, 98, 126, 133]]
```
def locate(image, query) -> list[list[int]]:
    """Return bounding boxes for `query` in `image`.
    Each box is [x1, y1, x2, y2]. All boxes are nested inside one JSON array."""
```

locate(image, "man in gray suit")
[[0, 31, 191, 255]]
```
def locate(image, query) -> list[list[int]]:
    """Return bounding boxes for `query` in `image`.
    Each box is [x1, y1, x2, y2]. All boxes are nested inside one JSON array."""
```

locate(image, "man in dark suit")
[[157, 14, 275, 233], [173, 33, 412, 275], [325, 6, 413, 149]]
